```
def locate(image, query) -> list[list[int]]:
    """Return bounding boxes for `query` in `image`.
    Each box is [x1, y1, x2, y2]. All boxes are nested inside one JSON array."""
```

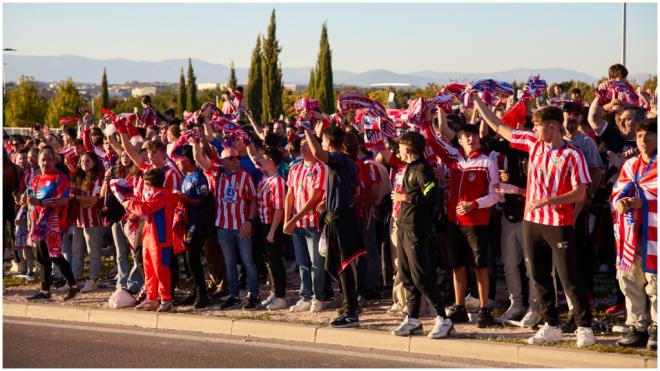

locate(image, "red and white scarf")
[[611, 152, 657, 273]]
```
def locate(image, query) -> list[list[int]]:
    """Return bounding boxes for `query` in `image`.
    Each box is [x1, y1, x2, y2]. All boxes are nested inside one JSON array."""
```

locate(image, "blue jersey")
[[181, 168, 210, 229]]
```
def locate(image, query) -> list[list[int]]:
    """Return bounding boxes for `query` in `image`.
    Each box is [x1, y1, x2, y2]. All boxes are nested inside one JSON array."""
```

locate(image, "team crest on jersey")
[[468, 172, 476, 182], [200, 184, 208, 193], [224, 186, 237, 203]]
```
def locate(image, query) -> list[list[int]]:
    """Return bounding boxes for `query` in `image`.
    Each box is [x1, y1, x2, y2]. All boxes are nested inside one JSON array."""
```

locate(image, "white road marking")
[[4, 318, 482, 367]]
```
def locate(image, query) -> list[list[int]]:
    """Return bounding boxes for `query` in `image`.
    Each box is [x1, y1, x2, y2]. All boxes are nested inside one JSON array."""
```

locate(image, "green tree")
[[643, 74, 657, 92], [4, 75, 48, 127], [228, 61, 238, 91], [177, 68, 187, 116], [314, 23, 334, 113], [101, 68, 109, 110], [45, 78, 86, 127], [261, 9, 284, 122], [186, 58, 198, 111], [307, 68, 316, 97], [246, 35, 263, 122], [282, 88, 297, 119]]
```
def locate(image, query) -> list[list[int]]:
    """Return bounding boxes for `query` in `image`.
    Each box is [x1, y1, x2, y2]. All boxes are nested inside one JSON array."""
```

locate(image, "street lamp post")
[[622, 3, 627, 66]]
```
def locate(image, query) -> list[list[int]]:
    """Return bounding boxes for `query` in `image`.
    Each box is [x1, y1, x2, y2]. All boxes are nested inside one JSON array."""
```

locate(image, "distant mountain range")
[[4, 55, 655, 87]]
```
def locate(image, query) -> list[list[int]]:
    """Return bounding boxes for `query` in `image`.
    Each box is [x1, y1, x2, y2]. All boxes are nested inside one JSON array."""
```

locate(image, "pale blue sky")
[[3, 2, 657, 77]]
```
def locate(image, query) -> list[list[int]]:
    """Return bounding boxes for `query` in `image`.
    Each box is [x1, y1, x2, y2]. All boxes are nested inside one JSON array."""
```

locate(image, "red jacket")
[[423, 126, 499, 226], [124, 189, 174, 249]]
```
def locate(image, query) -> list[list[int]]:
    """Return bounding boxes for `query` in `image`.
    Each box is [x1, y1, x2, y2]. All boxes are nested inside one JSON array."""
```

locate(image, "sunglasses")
[[226, 156, 241, 161]]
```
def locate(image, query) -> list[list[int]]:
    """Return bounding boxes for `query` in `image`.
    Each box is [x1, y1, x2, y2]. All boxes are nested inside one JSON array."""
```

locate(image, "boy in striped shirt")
[[474, 95, 596, 348]]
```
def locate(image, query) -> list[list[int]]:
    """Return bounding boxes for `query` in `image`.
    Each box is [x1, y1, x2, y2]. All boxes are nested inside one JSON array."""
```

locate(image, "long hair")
[[72, 151, 102, 192]]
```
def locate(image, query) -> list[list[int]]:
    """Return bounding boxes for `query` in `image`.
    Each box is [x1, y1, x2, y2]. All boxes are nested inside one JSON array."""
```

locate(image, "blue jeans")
[[291, 227, 325, 301], [112, 222, 143, 292], [217, 228, 259, 298], [70, 226, 103, 280]]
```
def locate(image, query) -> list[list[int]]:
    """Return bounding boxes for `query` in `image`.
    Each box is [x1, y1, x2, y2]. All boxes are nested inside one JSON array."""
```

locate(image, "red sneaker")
[[605, 302, 626, 316]]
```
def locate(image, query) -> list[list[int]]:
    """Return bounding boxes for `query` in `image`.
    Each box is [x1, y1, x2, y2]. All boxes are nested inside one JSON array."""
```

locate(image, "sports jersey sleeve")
[[273, 176, 286, 210], [286, 165, 297, 188], [312, 164, 327, 192], [123, 193, 166, 217], [388, 154, 406, 172], [421, 125, 461, 165], [569, 151, 592, 187], [244, 173, 257, 201], [56, 175, 71, 199], [474, 158, 500, 209], [510, 130, 538, 153]]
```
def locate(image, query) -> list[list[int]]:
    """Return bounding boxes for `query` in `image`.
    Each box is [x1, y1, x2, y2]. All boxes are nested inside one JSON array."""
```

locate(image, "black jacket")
[[396, 158, 438, 231]]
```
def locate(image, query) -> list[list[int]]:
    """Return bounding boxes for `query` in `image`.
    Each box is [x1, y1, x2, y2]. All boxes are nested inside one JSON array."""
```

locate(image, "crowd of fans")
[[3, 63, 657, 350]]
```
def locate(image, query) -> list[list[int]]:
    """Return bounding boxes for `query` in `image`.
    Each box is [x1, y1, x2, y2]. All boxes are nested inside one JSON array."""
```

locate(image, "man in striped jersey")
[[283, 138, 327, 313], [191, 142, 260, 310], [474, 95, 596, 348], [611, 118, 657, 350]]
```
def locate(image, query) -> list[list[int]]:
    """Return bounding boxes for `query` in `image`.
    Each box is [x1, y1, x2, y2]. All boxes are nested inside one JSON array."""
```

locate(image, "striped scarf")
[[337, 92, 397, 138], [597, 80, 640, 106], [611, 152, 657, 273]]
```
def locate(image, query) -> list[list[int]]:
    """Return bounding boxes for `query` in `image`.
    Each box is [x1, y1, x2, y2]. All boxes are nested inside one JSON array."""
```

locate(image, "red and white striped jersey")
[[356, 157, 382, 220], [287, 161, 326, 229], [73, 176, 103, 228], [211, 168, 256, 230], [388, 156, 406, 221], [257, 173, 286, 225], [136, 157, 183, 200], [510, 130, 591, 226]]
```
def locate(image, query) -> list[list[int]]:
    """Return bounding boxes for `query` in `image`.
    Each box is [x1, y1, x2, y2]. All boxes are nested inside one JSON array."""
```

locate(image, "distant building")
[[131, 86, 157, 97], [198, 82, 219, 91], [284, 84, 302, 92]]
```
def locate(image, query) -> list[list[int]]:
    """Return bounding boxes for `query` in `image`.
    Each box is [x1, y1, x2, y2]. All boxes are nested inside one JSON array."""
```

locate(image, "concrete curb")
[[3, 302, 657, 368]]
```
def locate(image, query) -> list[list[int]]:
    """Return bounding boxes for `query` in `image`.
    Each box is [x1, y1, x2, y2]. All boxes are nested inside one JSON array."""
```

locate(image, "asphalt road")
[[3, 318, 520, 368]]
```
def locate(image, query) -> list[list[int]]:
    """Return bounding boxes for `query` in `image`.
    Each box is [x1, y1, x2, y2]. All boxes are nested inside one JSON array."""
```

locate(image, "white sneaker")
[[266, 297, 288, 311], [392, 316, 423, 336], [527, 323, 562, 345], [520, 309, 541, 327], [261, 292, 275, 307], [464, 294, 480, 312], [428, 316, 454, 339], [80, 279, 98, 293], [501, 304, 527, 321], [10, 261, 21, 274], [576, 326, 596, 348], [289, 298, 312, 312], [310, 299, 324, 313]]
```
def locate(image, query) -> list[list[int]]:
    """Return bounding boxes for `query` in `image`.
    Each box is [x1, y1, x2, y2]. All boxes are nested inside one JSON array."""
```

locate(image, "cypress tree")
[[228, 61, 238, 91], [261, 9, 283, 122], [315, 23, 334, 113], [186, 58, 198, 112], [177, 68, 186, 116], [101, 68, 109, 109], [246, 35, 263, 122], [307, 68, 316, 98]]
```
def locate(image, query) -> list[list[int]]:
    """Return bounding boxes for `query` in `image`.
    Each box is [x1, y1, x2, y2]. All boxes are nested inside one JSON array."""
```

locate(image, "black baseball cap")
[[562, 101, 581, 114]]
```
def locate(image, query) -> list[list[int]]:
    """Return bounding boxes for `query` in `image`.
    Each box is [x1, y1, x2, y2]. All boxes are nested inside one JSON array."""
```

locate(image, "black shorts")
[[446, 223, 489, 269]]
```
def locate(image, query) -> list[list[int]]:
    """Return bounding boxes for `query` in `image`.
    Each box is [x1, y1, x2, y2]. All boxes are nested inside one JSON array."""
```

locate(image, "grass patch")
[[3, 275, 24, 288]]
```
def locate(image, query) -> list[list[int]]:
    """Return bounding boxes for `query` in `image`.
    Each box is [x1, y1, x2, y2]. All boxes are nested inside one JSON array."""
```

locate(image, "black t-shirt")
[[599, 123, 636, 154], [325, 152, 359, 213], [397, 158, 438, 231], [482, 137, 527, 223]]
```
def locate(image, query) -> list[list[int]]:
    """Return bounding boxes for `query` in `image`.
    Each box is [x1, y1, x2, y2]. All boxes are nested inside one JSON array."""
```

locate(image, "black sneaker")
[[219, 296, 238, 310], [242, 296, 259, 311], [62, 287, 80, 302], [193, 293, 210, 309], [476, 308, 496, 328], [27, 290, 51, 300], [446, 304, 469, 324], [52, 277, 66, 289], [330, 313, 360, 328], [560, 316, 577, 334], [134, 287, 147, 304], [616, 327, 650, 347], [157, 300, 174, 313], [648, 325, 657, 350], [176, 292, 197, 307]]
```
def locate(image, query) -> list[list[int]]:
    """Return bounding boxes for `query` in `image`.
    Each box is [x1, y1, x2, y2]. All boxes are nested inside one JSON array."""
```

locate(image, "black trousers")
[[186, 231, 207, 294], [262, 223, 286, 298], [522, 221, 592, 327], [396, 226, 447, 319], [35, 241, 75, 291], [340, 267, 358, 314], [169, 248, 179, 297], [574, 210, 595, 293]]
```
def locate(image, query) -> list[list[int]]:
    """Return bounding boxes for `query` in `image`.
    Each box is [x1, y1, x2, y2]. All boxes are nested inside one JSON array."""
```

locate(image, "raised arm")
[[587, 97, 607, 135], [246, 110, 265, 139], [473, 95, 513, 141], [118, 131, 144, 168], [436, 109, 455, 141], [190, 139, 212, 172], [304, 128, 329, 164]]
